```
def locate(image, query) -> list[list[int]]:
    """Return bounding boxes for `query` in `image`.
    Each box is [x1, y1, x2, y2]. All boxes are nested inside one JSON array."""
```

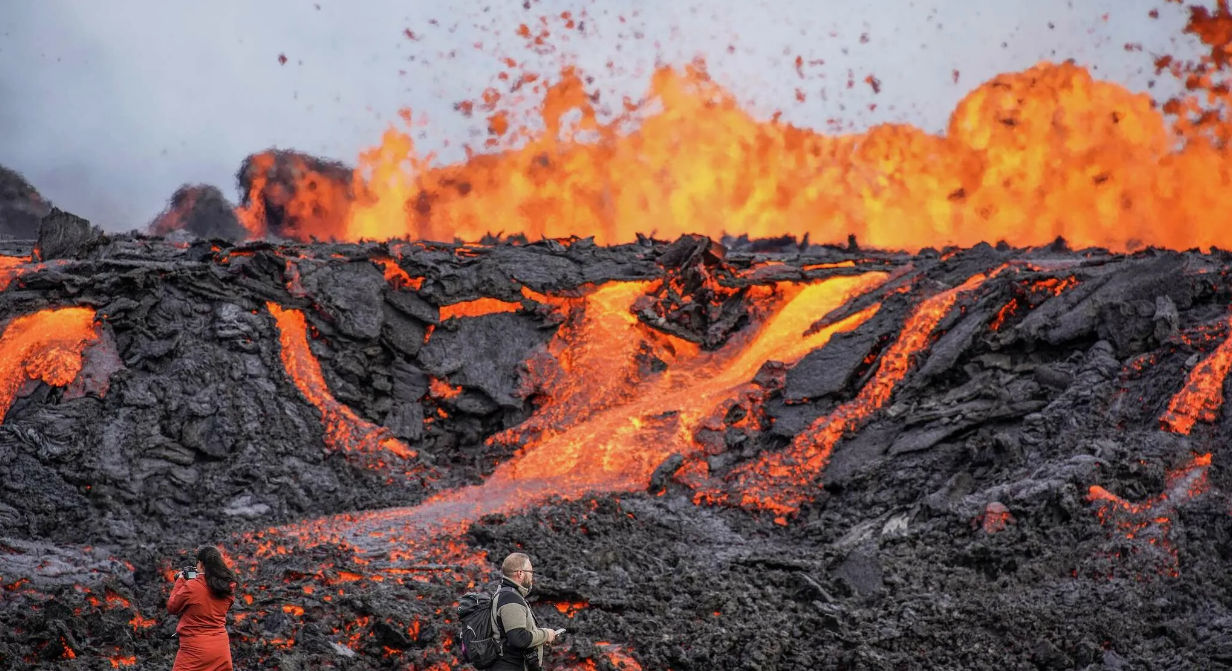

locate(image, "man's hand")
[[544, 628, 557, 644]]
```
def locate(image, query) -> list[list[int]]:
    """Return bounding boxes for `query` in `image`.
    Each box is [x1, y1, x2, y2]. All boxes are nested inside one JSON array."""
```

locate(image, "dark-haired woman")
[[167, 546, 239, 671]]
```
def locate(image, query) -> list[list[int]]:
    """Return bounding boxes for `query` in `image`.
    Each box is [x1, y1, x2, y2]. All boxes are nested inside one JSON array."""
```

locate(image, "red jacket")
[[167, 576, 234, 636], [167, 576, 234, 671]]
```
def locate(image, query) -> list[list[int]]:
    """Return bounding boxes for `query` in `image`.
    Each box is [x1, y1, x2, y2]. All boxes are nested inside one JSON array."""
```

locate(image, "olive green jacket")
[[495, 576, 550, 668]]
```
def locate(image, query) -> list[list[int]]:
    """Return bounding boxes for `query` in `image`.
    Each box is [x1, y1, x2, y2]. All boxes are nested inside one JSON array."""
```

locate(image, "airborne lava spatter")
[[240, 55, 1232, 252]]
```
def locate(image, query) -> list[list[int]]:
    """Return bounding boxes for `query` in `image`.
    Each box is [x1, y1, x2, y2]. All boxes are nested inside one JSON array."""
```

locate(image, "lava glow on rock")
[[724, 268, 1002, 518], [7, 3, 1232, 669], [267, 302, 416, 460], [0, 307, 100, 420]]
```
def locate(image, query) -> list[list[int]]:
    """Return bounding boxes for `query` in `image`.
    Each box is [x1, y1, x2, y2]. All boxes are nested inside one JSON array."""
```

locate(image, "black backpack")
[[458, 585, 502, 668]]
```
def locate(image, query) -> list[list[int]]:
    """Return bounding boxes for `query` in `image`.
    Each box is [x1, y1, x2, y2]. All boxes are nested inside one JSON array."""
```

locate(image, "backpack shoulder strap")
[[490, 583, 503, 640]]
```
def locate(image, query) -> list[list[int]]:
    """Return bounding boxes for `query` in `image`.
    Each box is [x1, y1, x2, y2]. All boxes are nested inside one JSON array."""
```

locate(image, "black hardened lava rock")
[[148, 184, 247, 241], [634, 233, 753, 349], [0, 165, 52, 241], [2, 234, 1232, 669], [34, 207, 103, 261]]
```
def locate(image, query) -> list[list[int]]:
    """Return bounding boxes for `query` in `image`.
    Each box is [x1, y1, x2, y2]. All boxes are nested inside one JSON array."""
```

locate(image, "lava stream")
[[0, 307, 100, 420], [0, 255, 32, 292], [481, 273, 889, 503], [1086, 452, 1213, 577], [727, 269, 998, 517], [266, 302, 416, 459], [1159, 314, 1232, 434], [264, 273, 887, 555]]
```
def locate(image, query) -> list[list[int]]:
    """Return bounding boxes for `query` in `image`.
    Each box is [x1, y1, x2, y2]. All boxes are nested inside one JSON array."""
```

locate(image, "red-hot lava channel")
[[267, 302, 416, 460], [1159, 313, 1232, 434], [0, 255, 32, 292], [0, 307, 100, 420], [720, 268, 1000, 519], [264, 273, 888, 553], [227, 273, 889, 667]]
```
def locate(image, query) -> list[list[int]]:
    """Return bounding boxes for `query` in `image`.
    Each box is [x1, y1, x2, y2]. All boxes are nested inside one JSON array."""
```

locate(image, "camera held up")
[[176, 566, 198, 580]]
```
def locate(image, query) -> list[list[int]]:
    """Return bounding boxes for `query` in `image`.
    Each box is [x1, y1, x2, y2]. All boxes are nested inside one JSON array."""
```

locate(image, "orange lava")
[[0, 307, 100, 421], [729, 270, 998, 517], [104, 589, 130, 608], [989, 276, 1077, 330], [1159, 315, 1232, 434], [256, 274, 887, 562], [128, 613, 157, 631], [266, 302, 416, 459], [473, 273, 888, 503], [553, 601, 588, 617], [236, 152, 353, 239], [1157, 0, 1232, 145], [439, 296, 523, 320], [0, 255, 33, 291], [238, 58, 1232, 251], [595, 642, 643, 671], [372, 256, 423, 290], [1086, 452, 1212, 577], [428, 377, 463, 399]]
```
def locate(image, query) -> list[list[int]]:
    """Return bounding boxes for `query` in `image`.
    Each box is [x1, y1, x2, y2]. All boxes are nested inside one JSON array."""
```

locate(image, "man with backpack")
[[490, 552, 561, 670]]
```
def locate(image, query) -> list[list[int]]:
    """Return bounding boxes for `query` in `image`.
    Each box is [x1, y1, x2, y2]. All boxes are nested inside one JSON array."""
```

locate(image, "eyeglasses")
[[517, 568, 535, 574]]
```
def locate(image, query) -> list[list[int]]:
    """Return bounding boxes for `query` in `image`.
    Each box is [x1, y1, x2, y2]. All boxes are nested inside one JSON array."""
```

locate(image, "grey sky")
[[0, 1, 1196, 231]]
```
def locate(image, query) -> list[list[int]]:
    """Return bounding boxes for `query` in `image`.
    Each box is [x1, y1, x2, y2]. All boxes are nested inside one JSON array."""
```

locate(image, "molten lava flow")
[[128, 613, 156, 631], [0, 307, 100, 421], [428, 378, 462, 400], [436, 286, 567, 321], [728, 270, 997, 517], [473, 273, 888, 504], [0, 255, 33, 291], [1086, 453, 1212, 577], [371, 256, 424, 290], [1159, 315, 1232, 434], [989, 275, 1078, 330], [439, 296, 524, 320], [236, 55, 1232, 251], [266, 302, 416, 459], [594, 642, 643, 671], [258, 273, 888, 548]]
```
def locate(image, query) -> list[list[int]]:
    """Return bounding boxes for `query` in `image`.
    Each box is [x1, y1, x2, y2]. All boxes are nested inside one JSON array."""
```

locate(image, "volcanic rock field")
[[1, 173, 1231, 669]]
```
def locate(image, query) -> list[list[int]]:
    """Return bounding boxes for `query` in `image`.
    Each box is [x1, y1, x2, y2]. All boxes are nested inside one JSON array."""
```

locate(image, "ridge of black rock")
[[0, 166, 53, 241], [0, 233, 1229, 669]]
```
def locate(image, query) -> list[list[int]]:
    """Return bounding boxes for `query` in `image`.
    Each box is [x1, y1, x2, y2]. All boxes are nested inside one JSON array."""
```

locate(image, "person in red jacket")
[[167, 546, 239, 671]]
